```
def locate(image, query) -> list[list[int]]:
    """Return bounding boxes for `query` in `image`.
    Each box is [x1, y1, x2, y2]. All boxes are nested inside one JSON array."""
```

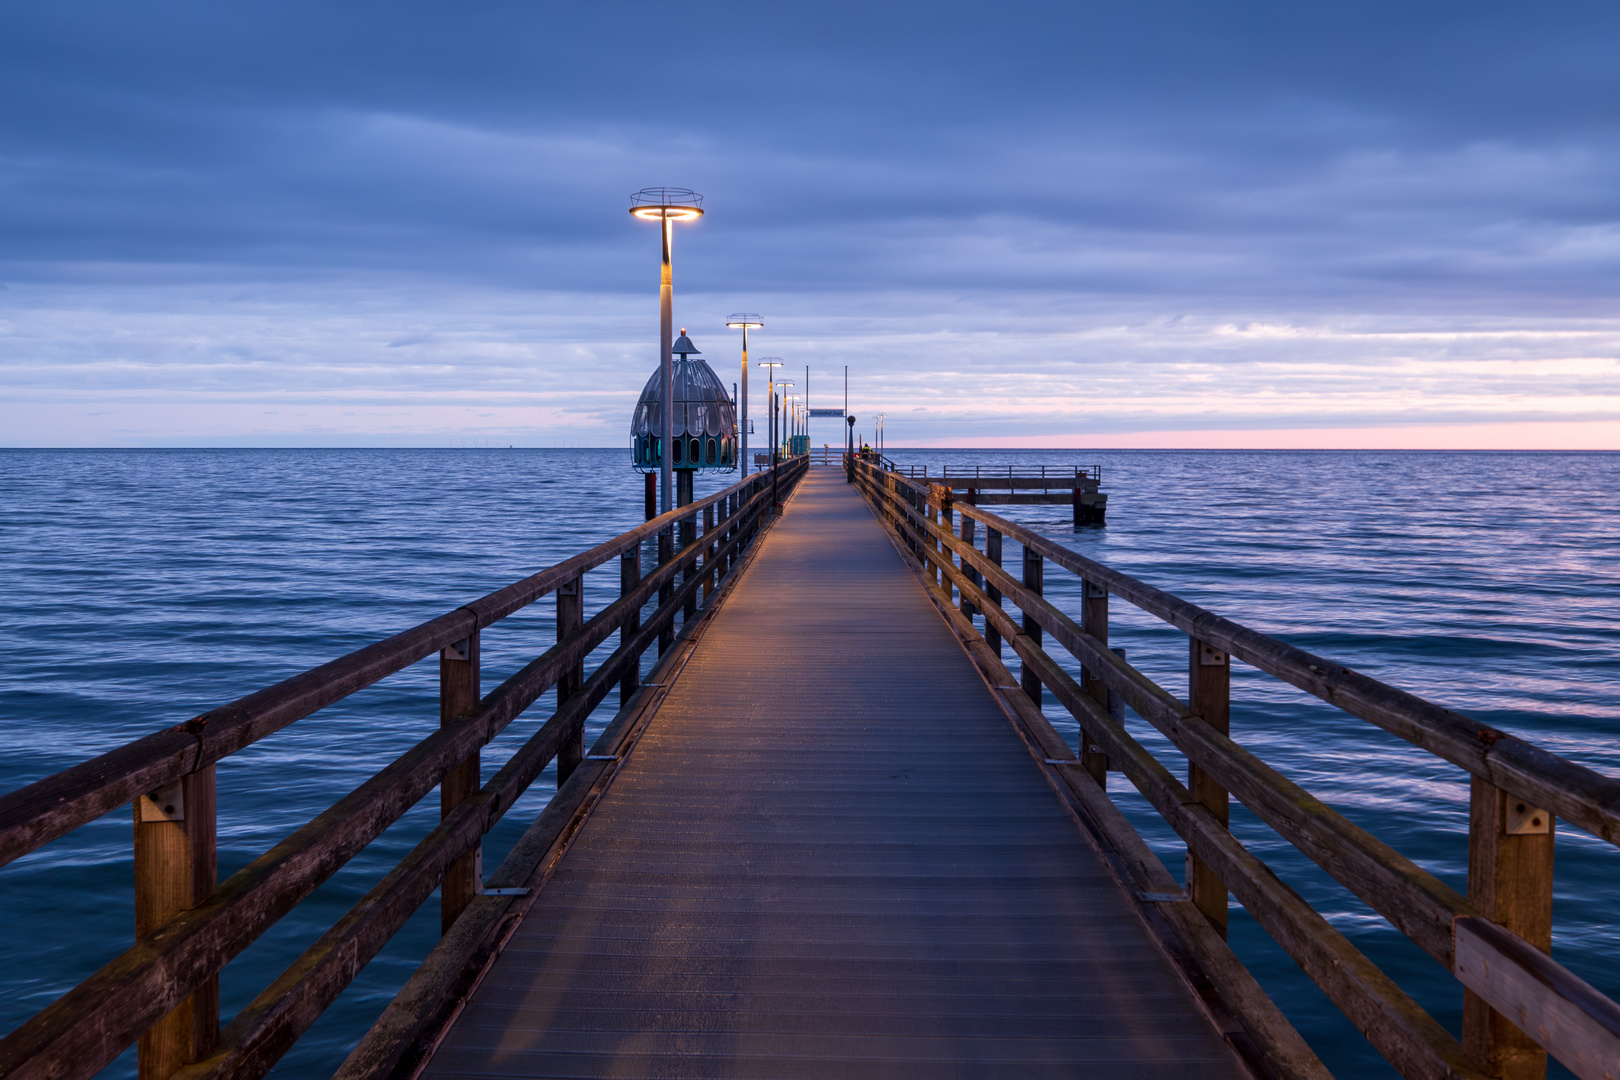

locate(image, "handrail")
[[855, 459, 1620, 1080], [957, 496, 1620, 847], [0, 458, 810, 1080], [0, 473, 762, 870]]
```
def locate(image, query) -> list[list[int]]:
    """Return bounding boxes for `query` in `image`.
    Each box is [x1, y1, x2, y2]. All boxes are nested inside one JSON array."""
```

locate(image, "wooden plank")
[[899, 567, 1330, 1080], [438, 631, 481, 934], [999, 637, 1488, 1080], [0, 471, 774, 872], [894, 497, 1475, 968], [1188, 637, 1232, 940], [159, 477, 795, 1080], [1464, 778, 1556, 1079], [555, 577, 584, 785], [134, 768, 218, 1080], [1454, 917, 1620, 1080], [1080, 579, 1109, 787], [946, 500, 1620, 850], [419, 469, 1249, 1080]]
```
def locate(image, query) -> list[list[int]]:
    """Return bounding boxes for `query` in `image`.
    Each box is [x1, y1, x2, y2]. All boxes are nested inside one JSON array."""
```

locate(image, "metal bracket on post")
[[1505, 799, 1551, 835], [1198, 643, 1228, 667], [442, 638, 470, 662], [137, 782, 184, 822], [1083, 581, 1107, 600]]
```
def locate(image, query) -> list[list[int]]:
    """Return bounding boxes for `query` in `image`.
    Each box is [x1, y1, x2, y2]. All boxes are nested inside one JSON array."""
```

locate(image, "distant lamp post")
[[875, 413, 886, 458], [725, 314, 763, 492], [776, 383, 795, 458], [758, 360, 784, 509], [630, 187, 704, 515]]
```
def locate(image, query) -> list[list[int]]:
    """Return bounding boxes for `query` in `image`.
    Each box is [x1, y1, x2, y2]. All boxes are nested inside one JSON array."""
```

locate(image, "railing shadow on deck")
[[0, 458, 811, 1080], [854, 457, 1620, 1080]]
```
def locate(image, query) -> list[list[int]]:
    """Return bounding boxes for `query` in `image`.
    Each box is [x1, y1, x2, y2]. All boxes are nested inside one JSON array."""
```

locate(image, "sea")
[[0, 448, 1615, 1079]]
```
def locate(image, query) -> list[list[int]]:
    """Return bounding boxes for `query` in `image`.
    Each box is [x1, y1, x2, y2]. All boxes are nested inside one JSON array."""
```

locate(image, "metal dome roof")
[[630, 356, 738, 473]]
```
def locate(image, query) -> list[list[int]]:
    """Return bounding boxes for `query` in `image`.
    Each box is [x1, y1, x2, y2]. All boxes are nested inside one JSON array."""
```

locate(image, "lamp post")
[[875, 413, 886, 458], [784, 394, 800, 455], [630, 187, 704, 515], [725, 314, 762, 484], [758, 360, 783, 509], [776, 381, 794, 449]]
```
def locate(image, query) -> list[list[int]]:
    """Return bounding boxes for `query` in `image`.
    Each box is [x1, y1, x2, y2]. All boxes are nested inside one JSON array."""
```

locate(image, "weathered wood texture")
[[0, 466, 806, 1080], [419, 469, 1250, 1080], [0, 475, 774, 872], [439, 630, 481, 934], [134, 769, 218, 1080], [947, 496, 1620, 847], [853, 458, 1620, 1080]]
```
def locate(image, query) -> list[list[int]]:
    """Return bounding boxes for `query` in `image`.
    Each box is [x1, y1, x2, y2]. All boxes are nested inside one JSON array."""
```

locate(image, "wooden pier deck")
[[421, 469, 1247, 1078], [9, 458, 1616, 1080]]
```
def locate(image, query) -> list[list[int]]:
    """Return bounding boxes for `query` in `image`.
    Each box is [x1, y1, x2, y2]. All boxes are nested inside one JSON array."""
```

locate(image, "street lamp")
[[630, 187, 704, 515], [758, 359, 783, 508], [784, 394, 800, 455], [776, 383, 795, 458], [725, 314, 763, 487], [875, 413, 886, 458]]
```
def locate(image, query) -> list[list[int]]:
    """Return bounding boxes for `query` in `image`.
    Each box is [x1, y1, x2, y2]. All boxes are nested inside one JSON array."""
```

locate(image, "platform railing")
[[854, 458, 1620, 1080], [0, 458, 809, 1080]]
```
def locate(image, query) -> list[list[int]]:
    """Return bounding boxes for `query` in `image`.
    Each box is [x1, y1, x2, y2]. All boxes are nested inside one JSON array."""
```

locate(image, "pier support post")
[[985, 528, 1003, 657], [557, 577, 584, 784], [438, 630, 480, 933], [620, 548, 641, 707], [1187, 636, 1231, 938], [135, 768, 218, 1080], [959, 492, 979, 622], [1465, 779, 1554, 1080], [703, 503, 717, 603], [657, 528, 674, 655], [1020, 547, 1044, 709], [1079, 582, 1109, 787], [680, 511, 697, 620]]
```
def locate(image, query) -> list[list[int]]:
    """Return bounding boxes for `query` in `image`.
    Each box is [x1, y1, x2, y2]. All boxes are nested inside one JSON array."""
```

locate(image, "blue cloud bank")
[[2, 0, 1618, 445]]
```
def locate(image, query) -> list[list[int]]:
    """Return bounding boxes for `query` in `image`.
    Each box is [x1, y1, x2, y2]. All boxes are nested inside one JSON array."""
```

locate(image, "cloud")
[[2, 0, 1619, 446]]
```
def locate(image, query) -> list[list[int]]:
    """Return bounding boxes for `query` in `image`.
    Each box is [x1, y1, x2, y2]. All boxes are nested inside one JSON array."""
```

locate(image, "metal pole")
[[739, 325, 749, 481], [771, 386, 780, 509], [659, 213, 673, 515]]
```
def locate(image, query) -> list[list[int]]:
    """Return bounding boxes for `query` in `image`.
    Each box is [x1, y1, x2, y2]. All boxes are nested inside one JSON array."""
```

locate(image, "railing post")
[[620, 547, 641, 707], [135, 769, 218, 1080], [556, 577, 584, 784], [1080, 581, 1109, 787], [680, 511, 698, 620], [939, 491, 954, 598], [703, 503, 717, 603], [438, 630, 480, 933], [959, 492, 979, 621], [985, 528, 1003, 656], [1465, 779, 1555, 1080], [657, 526, 674, 655], [1187, 636, 1231, 938], [1020, 546, 1043, 708]]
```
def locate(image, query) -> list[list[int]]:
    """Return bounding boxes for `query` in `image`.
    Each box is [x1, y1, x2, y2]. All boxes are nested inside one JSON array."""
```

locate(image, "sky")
[[2, 0, 1619, 448]]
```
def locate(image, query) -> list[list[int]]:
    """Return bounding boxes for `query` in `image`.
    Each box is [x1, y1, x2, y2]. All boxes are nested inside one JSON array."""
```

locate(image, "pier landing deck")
[[424, 469, 1245, 1079]]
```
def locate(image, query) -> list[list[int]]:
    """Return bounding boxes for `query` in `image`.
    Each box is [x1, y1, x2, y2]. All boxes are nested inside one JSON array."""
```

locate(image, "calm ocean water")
[[1, 448, 1615, 1079]]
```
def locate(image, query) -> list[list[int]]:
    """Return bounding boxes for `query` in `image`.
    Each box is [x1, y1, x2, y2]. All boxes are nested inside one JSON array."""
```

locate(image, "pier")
[[1, 458, 1618, 1080]]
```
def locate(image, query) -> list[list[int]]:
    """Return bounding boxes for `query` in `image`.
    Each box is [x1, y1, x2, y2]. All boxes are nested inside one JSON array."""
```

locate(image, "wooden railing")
[[0, 459, 809, 1080], [854, 458, 1620, 1080]]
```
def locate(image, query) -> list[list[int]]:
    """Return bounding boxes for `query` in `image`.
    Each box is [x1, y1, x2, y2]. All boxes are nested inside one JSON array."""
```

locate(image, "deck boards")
[[422, 468, 1245, 1079]]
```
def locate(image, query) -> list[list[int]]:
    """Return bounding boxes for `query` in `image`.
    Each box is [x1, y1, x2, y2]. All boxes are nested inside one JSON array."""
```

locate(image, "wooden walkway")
[[422, 468, 1247, 1079]]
